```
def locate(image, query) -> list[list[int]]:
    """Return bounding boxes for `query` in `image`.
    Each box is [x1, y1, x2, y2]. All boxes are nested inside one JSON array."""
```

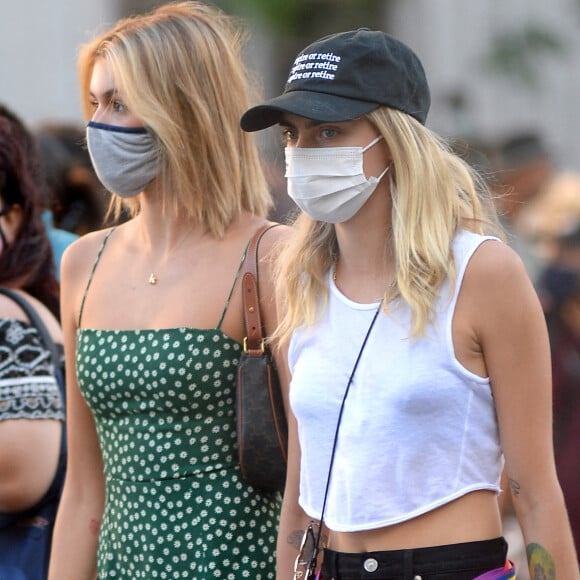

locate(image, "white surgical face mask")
[[86, 121, 159, 198], [284, 135, 390, 223]]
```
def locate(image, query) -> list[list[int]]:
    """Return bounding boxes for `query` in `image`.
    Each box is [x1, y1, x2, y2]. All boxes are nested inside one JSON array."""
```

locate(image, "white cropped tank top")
[[288, 230, 504, 532]]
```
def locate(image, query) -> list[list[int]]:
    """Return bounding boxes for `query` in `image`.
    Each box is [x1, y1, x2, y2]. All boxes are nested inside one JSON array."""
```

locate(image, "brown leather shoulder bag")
[[236, 224, 288, 493]]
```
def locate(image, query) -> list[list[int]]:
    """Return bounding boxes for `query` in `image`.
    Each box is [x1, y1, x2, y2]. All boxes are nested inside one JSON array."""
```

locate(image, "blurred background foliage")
[[216, 0, 387, 94], [121, 0, 567, 94], [122, 0, 385, 34], [217, 0, 385, 36], [484, 24, 564, 87]]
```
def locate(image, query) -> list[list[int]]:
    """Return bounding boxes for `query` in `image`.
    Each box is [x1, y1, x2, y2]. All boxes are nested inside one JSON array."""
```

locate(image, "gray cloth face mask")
[[86, 121, 160, 198]]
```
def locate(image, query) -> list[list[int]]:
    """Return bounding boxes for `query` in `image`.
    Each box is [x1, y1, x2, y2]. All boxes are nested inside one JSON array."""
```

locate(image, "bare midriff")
[[328, 490, 503, 552]]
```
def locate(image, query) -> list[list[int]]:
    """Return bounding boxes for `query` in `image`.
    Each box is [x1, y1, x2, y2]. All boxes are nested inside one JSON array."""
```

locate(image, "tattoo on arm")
[[508, 477, 521, 497], [526, 543, 555, 580], [287, 528, 329, 552], [287, 530, 303, 551]]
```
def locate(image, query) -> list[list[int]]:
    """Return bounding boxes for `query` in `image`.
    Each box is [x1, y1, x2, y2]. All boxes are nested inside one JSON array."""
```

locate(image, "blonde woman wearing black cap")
[[241, 29, 579, 580]]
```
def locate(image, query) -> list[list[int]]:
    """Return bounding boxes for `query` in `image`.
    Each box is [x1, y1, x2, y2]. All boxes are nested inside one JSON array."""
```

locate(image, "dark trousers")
[[320, 536, 508, 580]]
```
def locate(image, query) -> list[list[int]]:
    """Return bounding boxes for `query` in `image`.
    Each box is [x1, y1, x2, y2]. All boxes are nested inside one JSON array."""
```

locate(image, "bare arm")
[[276, 408, 312, 580], [469, 241, 580, 579], [48, 238, 106, 580], [0, 420, 62, 512], [256, 223, 314, 577]]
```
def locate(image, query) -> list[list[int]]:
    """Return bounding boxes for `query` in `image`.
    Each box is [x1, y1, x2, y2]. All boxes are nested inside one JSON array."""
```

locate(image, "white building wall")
[[0, 2, 118, 127], [389, 0, 580, 170]]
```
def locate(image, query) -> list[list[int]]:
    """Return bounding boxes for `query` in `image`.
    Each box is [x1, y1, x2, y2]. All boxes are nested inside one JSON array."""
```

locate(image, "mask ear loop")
[[362, 136, 390, 183], [361, 135, 384, 152], [375, 164, 390, 182]]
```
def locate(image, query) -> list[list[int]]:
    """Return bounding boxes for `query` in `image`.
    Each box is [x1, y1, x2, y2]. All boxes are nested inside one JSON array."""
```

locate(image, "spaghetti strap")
[[215, 234, 254, 331], [78, 229, 116, 328]]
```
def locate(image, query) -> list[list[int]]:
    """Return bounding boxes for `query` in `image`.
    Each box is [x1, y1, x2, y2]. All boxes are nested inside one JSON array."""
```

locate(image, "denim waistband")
[[321, 536, 508, 580]]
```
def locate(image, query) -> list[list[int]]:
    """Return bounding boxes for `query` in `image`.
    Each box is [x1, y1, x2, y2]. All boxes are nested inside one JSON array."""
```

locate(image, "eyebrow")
[[278, 117, 327, 129], [88, 88, 118, 101]]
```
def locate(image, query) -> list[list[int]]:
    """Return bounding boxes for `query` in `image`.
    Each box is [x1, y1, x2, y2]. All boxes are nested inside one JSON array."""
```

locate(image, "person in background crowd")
[[48, 2, 287, 579], [36, 123, 111, 237], [0, 103, 64, 543], [35, 122, 115, 278], [492, 133, 553, 285], [492, 132, 580, 287], [537, 221, 580, 559], [0, 104, 60, 317], [241, 28, 579, 579]]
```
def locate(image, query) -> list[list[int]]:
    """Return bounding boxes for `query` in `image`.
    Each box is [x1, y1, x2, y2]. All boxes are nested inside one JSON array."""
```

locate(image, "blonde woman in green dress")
[[48, 3, 287, 578]]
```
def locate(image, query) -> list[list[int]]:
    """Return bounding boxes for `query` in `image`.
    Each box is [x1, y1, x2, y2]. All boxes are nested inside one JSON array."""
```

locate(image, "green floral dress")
[[77, 232, 280, 579]]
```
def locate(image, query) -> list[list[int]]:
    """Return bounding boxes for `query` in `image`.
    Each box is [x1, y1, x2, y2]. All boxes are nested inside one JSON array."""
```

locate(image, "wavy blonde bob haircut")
[[275, 106, 503, 343], [78, 1, 272, 236]]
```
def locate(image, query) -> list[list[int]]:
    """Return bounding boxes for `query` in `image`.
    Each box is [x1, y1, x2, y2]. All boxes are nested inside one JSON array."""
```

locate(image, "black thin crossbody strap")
[[313, 300, 383, 558]]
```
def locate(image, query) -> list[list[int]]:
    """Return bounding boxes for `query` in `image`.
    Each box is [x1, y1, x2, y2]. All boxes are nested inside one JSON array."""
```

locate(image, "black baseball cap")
[[241, 28, 430, 132]]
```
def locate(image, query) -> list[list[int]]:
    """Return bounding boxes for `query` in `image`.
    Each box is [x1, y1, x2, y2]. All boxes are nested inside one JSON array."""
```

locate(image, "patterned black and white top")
[[0, 318, 64, 421]]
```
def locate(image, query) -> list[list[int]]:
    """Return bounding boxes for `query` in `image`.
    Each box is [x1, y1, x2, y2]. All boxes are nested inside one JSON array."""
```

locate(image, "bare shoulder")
[[0, 291, 62, 342], [60, 227, 117, 285], [232, 215, 291, 262], [257, 221, 292, 260], [462, 237, 543, 335], [59, 227, 120, 327], [464, 237, 531, 291], [0, 292, 31, 321]]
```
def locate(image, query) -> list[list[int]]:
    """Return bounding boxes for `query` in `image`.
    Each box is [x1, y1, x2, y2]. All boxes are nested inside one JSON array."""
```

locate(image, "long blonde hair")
[[275, 106, 503, 344], [78, 1, 271, 236]]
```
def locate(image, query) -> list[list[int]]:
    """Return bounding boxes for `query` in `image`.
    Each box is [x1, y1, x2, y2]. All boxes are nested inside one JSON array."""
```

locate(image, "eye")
[[320, 126, 338, 139], [112, 99, 127, 113], [280, 127, 297, 144]]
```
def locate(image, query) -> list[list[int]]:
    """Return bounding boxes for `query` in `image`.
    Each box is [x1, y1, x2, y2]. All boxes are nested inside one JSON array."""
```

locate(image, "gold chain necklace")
[[145, 229, 192, 286]]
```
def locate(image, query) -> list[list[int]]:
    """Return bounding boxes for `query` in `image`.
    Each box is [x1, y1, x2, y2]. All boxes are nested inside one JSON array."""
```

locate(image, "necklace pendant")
[[148, 272, 158, 285]]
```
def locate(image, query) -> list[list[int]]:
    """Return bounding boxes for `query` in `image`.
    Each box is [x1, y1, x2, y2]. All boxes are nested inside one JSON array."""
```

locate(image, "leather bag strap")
[[241, 224, 279, 354]]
